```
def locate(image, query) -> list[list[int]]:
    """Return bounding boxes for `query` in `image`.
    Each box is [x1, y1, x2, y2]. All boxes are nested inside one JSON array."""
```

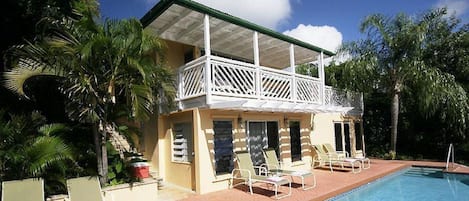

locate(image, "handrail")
[[445, 143, 454, 170]]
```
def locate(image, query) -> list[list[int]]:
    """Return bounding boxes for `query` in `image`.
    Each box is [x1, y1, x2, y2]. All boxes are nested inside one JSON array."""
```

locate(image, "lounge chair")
[[1, 178, 44, 201], [323, 143, 348, 160], [232, 151, 292, 199], [262, 148, 316, 190], [67, 177, 104, 201], [354, 150, 371, 169], [312, 144, 361, 173]]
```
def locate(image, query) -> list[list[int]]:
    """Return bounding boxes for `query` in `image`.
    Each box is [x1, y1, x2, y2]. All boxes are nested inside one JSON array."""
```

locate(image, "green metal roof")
[[140, 0, 335, 56]]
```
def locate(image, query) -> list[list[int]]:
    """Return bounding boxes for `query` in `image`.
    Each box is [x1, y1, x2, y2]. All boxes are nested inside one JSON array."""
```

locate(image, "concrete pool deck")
[[169, 159, 469, 201]]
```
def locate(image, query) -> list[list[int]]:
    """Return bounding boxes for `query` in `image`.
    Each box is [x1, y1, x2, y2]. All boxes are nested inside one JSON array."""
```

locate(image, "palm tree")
[[0, 111, 73, 182], [338, 9, 468, 156], [4, 8, 175, 184]]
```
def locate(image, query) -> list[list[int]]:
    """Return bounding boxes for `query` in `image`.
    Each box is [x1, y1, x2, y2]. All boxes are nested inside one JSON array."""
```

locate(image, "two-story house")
[[137, 0, 364, 194]]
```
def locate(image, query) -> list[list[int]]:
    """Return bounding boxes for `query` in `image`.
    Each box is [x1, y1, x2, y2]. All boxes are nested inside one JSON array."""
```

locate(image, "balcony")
[[176, 55, 362, 114]]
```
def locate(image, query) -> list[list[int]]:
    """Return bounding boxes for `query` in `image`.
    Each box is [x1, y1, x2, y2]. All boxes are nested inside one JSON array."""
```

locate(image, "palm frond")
[[26, 136, 74, 177], [130, 84, 154, 121], [38, 123, 70, 136], [3, 59, 57, 97]]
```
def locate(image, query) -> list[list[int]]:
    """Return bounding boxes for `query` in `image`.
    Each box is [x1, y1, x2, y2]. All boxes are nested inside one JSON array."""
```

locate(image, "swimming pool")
[[328, 167, 469, 201]]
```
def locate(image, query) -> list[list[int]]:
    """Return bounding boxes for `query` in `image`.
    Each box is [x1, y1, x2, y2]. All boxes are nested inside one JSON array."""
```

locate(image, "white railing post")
[[290, 44, 297, 103], [178, 67, 183, 110], [253, 31, 261, 99], [319, 51, 326, 105], [204, 14, 212, 105]]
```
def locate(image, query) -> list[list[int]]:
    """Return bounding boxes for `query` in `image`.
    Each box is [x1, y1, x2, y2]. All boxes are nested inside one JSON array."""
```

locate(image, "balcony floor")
[[180, 95, 362, 115]]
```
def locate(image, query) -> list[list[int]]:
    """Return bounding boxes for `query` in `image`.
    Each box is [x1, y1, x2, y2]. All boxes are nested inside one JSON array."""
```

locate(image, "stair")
[[404, 167, 443, 178], [106, 124, 133, 158]]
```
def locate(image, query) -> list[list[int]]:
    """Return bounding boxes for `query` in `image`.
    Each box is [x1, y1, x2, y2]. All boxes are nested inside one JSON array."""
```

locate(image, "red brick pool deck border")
[[177, 159, 469, 201]]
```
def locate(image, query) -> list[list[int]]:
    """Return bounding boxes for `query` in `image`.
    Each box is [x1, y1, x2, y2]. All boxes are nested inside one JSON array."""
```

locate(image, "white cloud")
[[435, 0, 469, 17], [283, 24, 343, 53], [192, 0, 292, 30]]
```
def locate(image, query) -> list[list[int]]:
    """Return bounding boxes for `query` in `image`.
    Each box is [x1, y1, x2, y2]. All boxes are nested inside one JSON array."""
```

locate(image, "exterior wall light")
[[237, 115, 244, 128]]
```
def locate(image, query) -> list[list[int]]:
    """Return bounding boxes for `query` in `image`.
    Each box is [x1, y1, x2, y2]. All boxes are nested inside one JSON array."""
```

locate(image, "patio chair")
[[67, 176, 104, 201], [232, 151, 292, 199], [1, 178, 44, 201], [354, 150, 371, 169], [323, 143, 348, 160], [312, 144, 361, 173], [262, 148, 316, 190]]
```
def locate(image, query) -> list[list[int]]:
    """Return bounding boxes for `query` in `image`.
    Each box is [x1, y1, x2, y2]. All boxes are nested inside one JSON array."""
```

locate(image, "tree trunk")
[[92, 123, 104, 184], [101, 127, 108, 184], [390, 90, 399, 155]]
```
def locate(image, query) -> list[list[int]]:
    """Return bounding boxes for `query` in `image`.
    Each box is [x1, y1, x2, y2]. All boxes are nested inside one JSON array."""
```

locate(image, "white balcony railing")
[[177, 55, 362, 111]]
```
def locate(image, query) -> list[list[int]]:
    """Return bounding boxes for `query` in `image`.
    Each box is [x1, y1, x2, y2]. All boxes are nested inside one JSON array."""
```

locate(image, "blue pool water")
[[328, 167, 469, 201]]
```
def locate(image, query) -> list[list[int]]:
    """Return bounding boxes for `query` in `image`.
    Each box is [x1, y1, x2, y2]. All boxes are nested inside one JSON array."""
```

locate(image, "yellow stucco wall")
[[152, 109, 353, 194], [310, 113, 342, 146], [163, 39, 194, 70], [143, 107, 361, 194], [159, 110, 195, 190], [140, 39, 196, 175]]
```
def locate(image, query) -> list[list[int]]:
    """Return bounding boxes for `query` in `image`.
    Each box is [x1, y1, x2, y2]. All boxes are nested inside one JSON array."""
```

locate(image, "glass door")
[[247, 121, 279, 166]]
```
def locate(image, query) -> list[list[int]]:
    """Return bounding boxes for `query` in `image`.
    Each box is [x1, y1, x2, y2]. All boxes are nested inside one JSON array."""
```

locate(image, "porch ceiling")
[[144, 2, 332, 69]]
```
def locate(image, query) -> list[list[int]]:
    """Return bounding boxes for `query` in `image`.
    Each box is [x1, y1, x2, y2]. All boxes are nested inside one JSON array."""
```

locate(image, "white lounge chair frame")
[[262, 148, 316, 190], [312, 144, 362, 173], [231, 151, 292, 199]]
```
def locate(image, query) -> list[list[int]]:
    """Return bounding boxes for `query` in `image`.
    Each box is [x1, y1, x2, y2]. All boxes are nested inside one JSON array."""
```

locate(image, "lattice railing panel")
[[177, 56, 363, 112], [211, 60, 256, 97], [296, 77, 321, 104], [325, 87, 332, 105], [181, 62, 205, 97], [261, 71, 292, 100]]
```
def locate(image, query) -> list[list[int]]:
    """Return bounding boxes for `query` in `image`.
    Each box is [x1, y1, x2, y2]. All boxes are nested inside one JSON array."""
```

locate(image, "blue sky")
[[99, 0, 468, 51]]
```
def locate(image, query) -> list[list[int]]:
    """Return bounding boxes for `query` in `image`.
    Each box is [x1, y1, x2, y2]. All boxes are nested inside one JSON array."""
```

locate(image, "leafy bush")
[[106, 143, 139, 186]]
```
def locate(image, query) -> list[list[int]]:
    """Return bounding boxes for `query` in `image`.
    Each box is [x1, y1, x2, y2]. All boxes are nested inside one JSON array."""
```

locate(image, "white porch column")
[[290, 44, 297, 102], [252, 31, 262, 100], [253, 31, 261, 99], [253, 31, 260, 66], [319, 51, 326, 105], [204, 14, 212, 105], [289, 44, 295, 72]]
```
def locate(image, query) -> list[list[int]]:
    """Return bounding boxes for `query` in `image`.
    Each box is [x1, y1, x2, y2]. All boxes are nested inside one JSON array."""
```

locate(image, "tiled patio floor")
[[165, 160, 469, 201]]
